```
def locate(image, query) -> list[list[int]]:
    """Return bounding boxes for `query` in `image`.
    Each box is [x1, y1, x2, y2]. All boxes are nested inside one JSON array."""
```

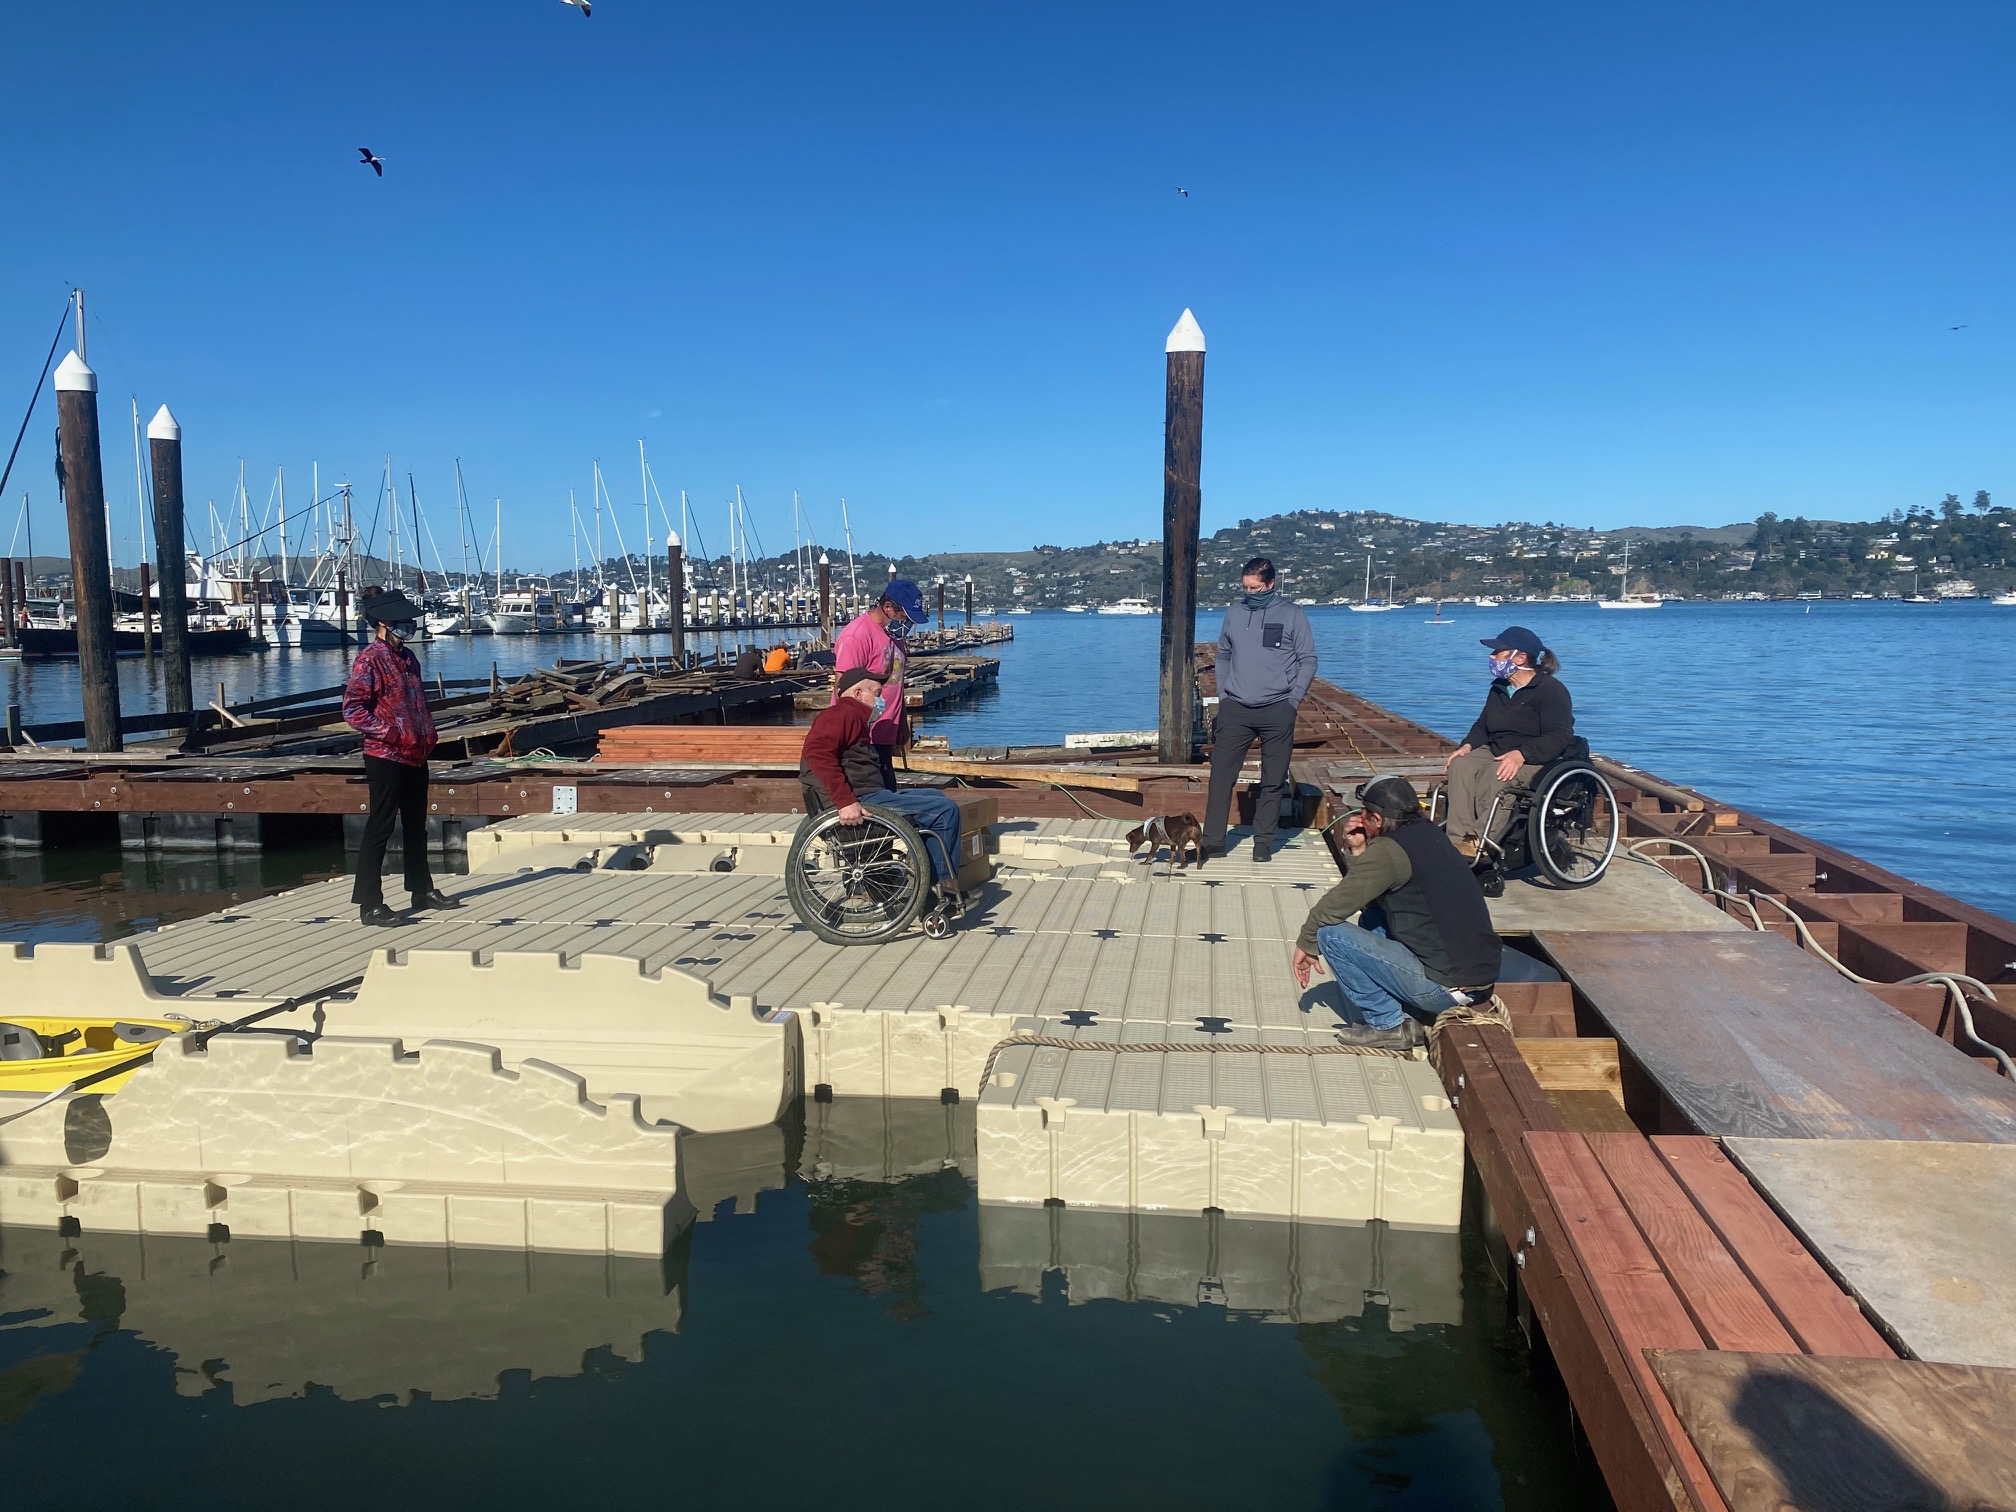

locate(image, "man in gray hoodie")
[[1203, 557, 1318, 862]]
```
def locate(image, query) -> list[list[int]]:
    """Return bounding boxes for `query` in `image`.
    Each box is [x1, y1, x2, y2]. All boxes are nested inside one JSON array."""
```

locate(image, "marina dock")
[[6, 659, 2014, 1509]]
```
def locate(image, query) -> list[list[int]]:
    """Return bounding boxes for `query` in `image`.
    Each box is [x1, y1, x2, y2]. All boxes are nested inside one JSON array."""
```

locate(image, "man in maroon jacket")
[[800, 667, 962, 890], [342, 590, 464, 926]]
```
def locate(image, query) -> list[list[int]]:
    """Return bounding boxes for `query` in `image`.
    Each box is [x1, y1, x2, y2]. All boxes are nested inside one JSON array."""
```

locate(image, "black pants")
[[352, 754, 435, 907], [1203, 698, 1298, 849]]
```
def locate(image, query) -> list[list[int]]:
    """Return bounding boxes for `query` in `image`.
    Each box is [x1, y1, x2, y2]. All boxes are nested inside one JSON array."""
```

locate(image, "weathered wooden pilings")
[[964, 574, 974, 627], [666, 533, 685, 664], [147, 404, 192, 717], [1, 556, 15, 649], [55, 350, 121, 750], [935, 576, 946, 634], [817, 553, 833, 640], [1158, 308, 1205, 765]]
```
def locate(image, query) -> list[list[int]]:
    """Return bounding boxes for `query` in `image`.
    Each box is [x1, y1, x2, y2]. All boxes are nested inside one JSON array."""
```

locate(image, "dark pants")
[[1203, 697, 1298, 850], [352, 754, 435, 907]]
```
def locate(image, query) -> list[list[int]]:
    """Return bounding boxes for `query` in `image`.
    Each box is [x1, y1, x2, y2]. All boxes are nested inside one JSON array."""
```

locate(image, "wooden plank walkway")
[[1723, 1138, 2016, 1369], [1536, 931, 2016, 1143], [1649, 1351, 2016, 1512]]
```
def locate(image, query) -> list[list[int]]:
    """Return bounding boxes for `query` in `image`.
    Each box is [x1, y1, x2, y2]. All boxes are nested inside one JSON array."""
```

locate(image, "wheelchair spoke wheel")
[[1526, 764, 1618, 889], [786, 809, 933, 946]]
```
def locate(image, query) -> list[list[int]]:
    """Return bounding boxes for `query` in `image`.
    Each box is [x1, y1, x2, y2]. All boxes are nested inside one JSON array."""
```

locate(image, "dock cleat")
[[1332, 1018, 1425, 1053]]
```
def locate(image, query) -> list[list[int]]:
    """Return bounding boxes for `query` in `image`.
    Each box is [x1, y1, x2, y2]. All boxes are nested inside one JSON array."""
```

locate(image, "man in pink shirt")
[[831, 579, 926, 790]]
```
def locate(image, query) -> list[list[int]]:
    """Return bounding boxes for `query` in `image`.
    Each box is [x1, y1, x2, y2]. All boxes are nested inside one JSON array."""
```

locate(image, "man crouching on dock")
[[342, 589, 464, 927], [1290, 776, 1500, 1051], [801, 668, 962, 898]]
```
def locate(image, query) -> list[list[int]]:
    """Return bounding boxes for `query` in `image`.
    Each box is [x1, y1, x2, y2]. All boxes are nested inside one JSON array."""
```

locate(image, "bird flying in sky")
[[1950, 324, 1967, 330], [1176, 187, 1189, 197], [358, 147, 384, 177], [562, 0, 591, 15]]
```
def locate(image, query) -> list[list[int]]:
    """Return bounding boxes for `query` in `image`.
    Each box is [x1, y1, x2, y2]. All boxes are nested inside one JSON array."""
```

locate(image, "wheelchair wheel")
[[786, 808, 934, 946], [1525, 763, 1619, 889]]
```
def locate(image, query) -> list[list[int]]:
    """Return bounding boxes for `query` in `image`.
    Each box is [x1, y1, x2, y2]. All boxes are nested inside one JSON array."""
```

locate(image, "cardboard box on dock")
[[944, 789, 999, 834], [956, 829, 992, 891]]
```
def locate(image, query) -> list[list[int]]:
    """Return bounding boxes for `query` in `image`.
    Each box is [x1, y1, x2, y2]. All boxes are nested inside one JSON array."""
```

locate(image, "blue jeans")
[[1315, 920, 1462, 1030], [859, 788, 962, 884]]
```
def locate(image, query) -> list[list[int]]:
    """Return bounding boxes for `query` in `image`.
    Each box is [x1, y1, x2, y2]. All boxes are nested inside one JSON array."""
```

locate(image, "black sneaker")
[[1333, 1018, 1426, 1052], [1201, 843, 1226, 861], [410, 889, 465, 912], [1252, 842, 1273, 864], [359, 903, 400, 927]]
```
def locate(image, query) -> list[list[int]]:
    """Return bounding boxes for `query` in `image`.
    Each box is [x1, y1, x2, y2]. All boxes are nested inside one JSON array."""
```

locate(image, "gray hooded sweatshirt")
[[1215, 593, 1317, 707]]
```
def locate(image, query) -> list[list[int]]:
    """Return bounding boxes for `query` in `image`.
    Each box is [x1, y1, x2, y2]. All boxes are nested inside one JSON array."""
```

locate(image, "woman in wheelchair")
[[1441, 626, 1574, 857]]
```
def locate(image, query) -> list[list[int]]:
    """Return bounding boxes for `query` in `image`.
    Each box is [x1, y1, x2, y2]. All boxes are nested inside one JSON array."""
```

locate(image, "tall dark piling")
[[963, 574, 974, 627], [666, 533, 685, 665], [935, 577, 946, 635], [148, 405, 192, 717], [817, 552, 833, 640], [1158, 308, 1205, 765], [56, 351, 121, 750], [1, 556, 15, 648]]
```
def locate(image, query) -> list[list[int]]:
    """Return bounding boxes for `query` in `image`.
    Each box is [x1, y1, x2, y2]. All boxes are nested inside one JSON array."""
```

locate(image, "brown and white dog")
[[1127, 812, 1205, 870]]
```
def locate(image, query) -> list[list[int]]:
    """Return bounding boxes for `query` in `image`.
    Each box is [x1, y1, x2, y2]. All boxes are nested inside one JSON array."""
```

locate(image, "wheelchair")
[[785, 802, 969, 946], [1429, 737, 1620, 896]]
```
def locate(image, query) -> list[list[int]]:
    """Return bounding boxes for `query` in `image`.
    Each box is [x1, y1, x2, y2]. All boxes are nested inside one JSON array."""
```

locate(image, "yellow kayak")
[[0, 1015, 190, 1094]]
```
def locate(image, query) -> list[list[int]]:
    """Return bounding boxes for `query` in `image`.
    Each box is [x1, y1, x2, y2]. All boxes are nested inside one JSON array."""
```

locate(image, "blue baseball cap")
[[1480, 625, 1546, 659], [883, 579, 928, 622]]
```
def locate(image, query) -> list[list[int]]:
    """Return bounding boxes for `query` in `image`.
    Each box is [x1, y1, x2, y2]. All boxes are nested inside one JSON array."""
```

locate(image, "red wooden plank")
[[1443, 1038, 1704, 1512], [1649, 1136, 1894, 1360], [1526, 1132, 1728, 1512], [1584, 1134, 1800, 1354]]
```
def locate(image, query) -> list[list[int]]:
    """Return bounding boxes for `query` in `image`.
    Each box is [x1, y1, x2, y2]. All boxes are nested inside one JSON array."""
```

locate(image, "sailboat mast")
[[638, 440, 653, 617], [841, 497, 858, 604]]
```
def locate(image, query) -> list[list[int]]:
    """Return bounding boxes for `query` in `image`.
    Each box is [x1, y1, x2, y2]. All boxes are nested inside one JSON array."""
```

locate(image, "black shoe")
[[1201, 843, 1226, 861], [1252, 843, 1273, 864], [359, 903, 400, 927], [410, 889, 465, 912], [1333, 1018, 1425, 1052]]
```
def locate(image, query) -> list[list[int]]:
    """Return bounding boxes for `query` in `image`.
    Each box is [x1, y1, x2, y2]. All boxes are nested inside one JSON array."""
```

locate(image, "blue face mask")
[[1489, 653, 1518, 680], [871, 695, 888, 720], [1244, 587, 1278, 609]]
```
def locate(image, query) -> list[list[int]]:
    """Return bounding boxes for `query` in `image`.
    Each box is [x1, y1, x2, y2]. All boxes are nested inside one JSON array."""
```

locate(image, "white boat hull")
[[486, 612, 538, 636], [1597, 600, 1662, 610]]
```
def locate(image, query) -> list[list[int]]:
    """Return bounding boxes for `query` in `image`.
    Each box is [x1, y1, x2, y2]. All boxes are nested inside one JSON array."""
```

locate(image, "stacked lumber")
[[596, 726, 808, 765]]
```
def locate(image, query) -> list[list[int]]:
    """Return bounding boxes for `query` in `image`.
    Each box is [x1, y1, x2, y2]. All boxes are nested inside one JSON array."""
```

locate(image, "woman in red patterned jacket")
[[343, 590, 464, 926]]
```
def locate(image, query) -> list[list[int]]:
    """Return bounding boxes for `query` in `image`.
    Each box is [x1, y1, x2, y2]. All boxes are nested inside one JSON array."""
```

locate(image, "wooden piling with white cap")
[[148, 404, 193, 719], [1158, 308, 1205, 765], [55, 350, 122, 750]]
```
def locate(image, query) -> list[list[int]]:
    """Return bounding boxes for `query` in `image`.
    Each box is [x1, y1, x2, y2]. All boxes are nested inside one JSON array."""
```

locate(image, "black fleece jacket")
[[1461, 672, 1575, 765]]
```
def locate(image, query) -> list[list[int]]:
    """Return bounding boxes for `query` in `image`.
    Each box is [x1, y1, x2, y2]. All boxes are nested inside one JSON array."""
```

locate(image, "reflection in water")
[[0, 1226, 687, 1405]]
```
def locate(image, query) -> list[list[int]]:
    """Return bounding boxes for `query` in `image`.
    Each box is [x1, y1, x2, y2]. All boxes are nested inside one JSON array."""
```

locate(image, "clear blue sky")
[[2, 2, 2009, 570]]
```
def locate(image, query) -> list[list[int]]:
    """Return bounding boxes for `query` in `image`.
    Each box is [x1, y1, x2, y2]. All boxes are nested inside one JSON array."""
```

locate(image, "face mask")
[[871, 696, 888, 720], [1489, 653, 1518, 679], [1244, 587, 1278, 609], [385, 622, 414, 644]]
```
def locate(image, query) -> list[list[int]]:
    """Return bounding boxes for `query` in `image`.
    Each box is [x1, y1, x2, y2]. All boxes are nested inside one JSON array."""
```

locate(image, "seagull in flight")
[[1950, 324, 1967, 331], [1176, 186, 1189, 198], [562, 0, 591, 14], [358, 147, 384, 177]]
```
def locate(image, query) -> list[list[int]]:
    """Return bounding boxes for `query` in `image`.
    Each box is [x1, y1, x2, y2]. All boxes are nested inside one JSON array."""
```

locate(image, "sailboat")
[[1902, 573, 1936, 604], [1597, 539, 1662, 609], [1348, 553, 1399, 612]]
